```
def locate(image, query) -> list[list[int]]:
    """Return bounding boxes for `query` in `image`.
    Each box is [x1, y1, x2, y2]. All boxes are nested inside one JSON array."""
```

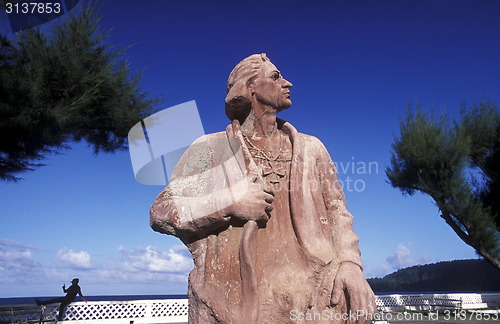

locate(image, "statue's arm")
[[149, 134, 272, 239], [314, 136, 376, 320], [313, 137, 363, 268], [150, 175, 273, 239], [150, 131, 274, 240], [150, 186, 234, 239], [149, 135, 235, 239]]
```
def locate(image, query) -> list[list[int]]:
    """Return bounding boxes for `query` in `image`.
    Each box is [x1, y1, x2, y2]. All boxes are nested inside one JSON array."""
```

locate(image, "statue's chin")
[[276, 102, 292, 113]]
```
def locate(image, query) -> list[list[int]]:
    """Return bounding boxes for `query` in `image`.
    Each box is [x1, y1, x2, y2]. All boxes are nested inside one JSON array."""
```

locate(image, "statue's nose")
[[282, 79, 293, 88]]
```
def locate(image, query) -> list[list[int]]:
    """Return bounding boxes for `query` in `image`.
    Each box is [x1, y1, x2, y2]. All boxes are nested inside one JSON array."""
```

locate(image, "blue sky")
[[1, 0, 499, 298]]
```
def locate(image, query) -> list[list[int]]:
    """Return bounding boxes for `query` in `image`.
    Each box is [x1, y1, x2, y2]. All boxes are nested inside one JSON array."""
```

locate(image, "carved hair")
[[225, 53, 270, 122]]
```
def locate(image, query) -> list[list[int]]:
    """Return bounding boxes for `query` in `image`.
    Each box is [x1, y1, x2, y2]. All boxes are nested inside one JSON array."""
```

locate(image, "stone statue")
[[150, 53, 376, 323]]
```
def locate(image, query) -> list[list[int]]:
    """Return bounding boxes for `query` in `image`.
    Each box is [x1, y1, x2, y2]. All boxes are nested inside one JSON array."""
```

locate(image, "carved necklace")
[[242, 131, 288, 185]]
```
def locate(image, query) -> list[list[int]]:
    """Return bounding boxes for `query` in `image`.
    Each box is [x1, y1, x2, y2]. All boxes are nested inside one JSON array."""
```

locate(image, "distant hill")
[[367, 259, 500, 293]]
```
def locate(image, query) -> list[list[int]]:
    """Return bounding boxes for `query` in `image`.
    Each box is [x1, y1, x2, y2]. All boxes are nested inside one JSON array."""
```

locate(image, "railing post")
[[144, 301, 152, 318]]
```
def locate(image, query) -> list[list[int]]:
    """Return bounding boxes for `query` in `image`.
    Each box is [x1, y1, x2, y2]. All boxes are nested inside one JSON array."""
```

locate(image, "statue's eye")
[[272, 72, 280, 80]]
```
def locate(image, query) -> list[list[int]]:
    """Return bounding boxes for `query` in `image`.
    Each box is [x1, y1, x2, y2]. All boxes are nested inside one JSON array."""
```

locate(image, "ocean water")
[[0, 294, 188, 306]]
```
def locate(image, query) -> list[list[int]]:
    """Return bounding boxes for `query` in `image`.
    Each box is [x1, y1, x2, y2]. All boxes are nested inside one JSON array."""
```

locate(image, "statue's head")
[[225, 53, 293, 123]]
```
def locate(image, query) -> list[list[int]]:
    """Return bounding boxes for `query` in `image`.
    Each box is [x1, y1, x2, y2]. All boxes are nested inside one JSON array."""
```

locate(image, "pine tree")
[[386, 101, 500, 270], [0, 3, 159, 181]]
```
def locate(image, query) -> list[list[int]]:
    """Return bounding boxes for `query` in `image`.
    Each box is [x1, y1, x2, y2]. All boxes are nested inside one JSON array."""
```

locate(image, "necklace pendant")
[[262, 161, 286, 185], [267, 172, 281, 185]]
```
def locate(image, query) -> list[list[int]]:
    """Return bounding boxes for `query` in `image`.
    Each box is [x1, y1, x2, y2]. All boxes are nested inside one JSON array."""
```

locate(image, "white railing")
[[376, 293, 500, 312], [60, 299, 188, 323], [1, 299, 188, 324], [2, 293, 499, 323]]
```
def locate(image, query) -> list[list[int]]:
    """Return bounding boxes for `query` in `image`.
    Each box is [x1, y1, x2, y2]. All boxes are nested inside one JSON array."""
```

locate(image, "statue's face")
[[250, 61, 293, 111]]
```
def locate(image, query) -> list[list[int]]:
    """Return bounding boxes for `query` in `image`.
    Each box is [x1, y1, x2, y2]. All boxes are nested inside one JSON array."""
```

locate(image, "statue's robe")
[[150, 119, 362, 324]]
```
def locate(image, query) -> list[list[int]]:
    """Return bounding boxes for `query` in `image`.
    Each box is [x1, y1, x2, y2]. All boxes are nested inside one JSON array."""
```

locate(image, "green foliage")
[[368, 259, 500, 292], [0, 3, 160, 181], [387, 105, 469, 198], [386, 101, 500, 269], [459, 101, 500, 229]]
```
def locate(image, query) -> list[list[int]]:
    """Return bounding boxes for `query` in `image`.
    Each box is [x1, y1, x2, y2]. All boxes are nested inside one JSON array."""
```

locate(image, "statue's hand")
[[228, 175, 274, 226], [330, 262, 376, 324]]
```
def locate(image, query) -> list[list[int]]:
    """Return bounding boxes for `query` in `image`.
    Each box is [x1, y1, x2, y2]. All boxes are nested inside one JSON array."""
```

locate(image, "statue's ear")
[[225, 96, 251, 122], [225, 80, 252, 122]]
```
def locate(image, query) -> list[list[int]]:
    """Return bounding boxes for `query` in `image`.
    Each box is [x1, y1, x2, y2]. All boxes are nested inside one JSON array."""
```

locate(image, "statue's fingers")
[[346, 286, 361, 324], [356, 288, 373, 324], [263, 191, 275, 203], [263, 187, 275, 196], [330, 278, 343, 306], [258, 213, 269, 222], [357, 297, 371, 324], [364, 281, 377, 317]]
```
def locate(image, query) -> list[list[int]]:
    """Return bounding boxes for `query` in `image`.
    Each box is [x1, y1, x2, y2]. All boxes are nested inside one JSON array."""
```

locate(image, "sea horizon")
[[0, 294, 188, 306]]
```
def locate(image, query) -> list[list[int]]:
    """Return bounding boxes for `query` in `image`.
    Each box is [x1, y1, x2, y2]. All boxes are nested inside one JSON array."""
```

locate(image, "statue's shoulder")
[[281, 120, 328, 155], [297, 132, 327, 150], [178, 131, 228, 164], [185, 130, 233, 162], [281, 121, 323, 148], [191, 130, 227, 144]]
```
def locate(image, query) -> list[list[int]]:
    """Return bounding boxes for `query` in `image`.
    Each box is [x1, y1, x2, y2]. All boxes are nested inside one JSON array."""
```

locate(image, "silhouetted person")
[[36, 278, 87, 321]]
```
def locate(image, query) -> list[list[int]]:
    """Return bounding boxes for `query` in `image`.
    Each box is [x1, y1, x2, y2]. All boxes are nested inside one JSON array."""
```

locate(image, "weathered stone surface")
[[150, 54, 376, 323]]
